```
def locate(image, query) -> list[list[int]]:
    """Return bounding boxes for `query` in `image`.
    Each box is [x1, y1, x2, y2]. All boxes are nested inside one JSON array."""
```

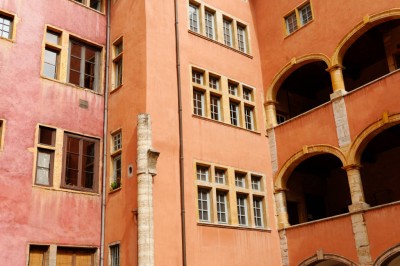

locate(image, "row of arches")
[[275, 114, 400, 225], [299, 244, 400, 266], [266, 9, 400, 125]]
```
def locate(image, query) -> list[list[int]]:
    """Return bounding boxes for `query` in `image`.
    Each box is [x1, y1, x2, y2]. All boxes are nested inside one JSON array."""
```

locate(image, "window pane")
[[44, 49, 58, 79], [0, 15, 12, 39], [189, 4, 199, 32], [90, 0, 101, 10], [39, 126, 55, 146], [36, 151, 51, 185], [46, 30, 59, 45]]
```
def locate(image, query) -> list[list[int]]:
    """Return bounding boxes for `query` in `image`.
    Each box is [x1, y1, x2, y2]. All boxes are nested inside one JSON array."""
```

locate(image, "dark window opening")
[[381, 251, 400, 266], [276, 61, 332, 123], [343, 19, 400, 92], [360, 124, 400, 207], [308, 260, 348, 266], [286, 154, 351, 225]]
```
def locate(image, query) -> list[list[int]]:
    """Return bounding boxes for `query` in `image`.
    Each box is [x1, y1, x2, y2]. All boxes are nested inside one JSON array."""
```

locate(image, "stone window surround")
[[283, 1, 314, 36], [195, 161, 269, 229]]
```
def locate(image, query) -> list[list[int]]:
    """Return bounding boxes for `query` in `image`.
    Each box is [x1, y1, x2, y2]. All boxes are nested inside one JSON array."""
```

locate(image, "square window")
[[243, 87, 252, 101], [209, 76, 219, 90], [198, 188, 210, 222], [285, 12, 298, 34], [237, 194, 248, 226], [235, 172, 246, 188], [189, 4, 200, 32], [113, 39, 123, 88], [276, 112, 287, 124], [205, 10, 215, 40], [110, 244, 120, 266], [210, 95, 221, 121], [229, 101, 239, 126], [39, 126, 56, 146], [237, 25, 247, 53], [193, 90, 205, 116], [251, 175, 261, 190], [253, 197, 264, 227], [62, 134, 99, 192], [244, 106, 254, 130], [192, 70, 203, 84], [73, 0, 102, 11], [196, 165, 209, 181], [228, 82, 238, 96], [0, 14, 13, 39], [215, 168, 226, 184], [299, 4, 313, 25], [68, 40, 101, 91], [112, 132, 122, 152], [223, 19, 233, 47], [216, 191, 228, 224]]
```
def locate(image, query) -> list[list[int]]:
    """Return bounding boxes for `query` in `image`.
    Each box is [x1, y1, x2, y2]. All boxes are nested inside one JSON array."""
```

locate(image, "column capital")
[[264, 100, 278, 106], [274, 187, 289, 194], [326, 63, 345, 72], [342, 164, 362, 171]]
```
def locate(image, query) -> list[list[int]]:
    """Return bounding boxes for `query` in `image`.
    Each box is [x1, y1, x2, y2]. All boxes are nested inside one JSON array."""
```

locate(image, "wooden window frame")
[[61, 133, 100, 193], [0, 12, 14, 40]]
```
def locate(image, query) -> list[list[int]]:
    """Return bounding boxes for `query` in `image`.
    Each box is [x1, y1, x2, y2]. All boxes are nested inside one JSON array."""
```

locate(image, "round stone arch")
[[374, 244, 400, 266], [265, 54, 331, 103], [332, 8, 400, 66], [274, 144, 347, 190], [347, 113, 400, 166], [299, 253, 357, 266]]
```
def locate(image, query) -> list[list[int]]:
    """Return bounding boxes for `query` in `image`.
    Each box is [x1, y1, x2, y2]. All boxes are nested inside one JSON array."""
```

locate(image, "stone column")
[[275, 189, 290, 229], [264, 101, 278, 128], [137, 114, 159, 266], [343, 164, 369, 212], [327, 64, 346, 92], [351, 213, 373, 266]]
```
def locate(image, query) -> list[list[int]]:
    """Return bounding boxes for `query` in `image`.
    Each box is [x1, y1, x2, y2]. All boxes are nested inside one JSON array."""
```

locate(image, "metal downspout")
[[100, 0, 111, 265], [173, 0, 187, 265]]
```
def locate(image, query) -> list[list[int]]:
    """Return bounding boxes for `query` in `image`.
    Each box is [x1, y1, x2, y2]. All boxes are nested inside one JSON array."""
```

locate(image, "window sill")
[[198, 222, 271, 232], [188, 30, 253, 59], [40, 76, 103, 96], [0, 36, 14, 43], [110, 84, 123, 94], [109, 186, 122, 194], [192, 114, 261, 135], [284, 20, 314, 39], [32, 184, 100, 196], [68, 0, 106, 15]]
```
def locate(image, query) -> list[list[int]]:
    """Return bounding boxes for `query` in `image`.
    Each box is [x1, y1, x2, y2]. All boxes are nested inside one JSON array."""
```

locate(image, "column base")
[[348, 202, 370, 212]]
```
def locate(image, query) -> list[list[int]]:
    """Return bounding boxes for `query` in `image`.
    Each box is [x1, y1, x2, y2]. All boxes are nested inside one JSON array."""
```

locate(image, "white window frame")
[[253, 197, 264, 227], [251, 175, 261, 191], [244, 106, 254, 130], [235, 173, 245, 188], [229, 101, 239, 126], [109, 243, 120, 266], [112, 132, 122, 152], [299, 3, 313, 26], [193, 90, 205, 116], [189, 4, 200, 33], [237, 25, 247, 53], [285, 12, 298, 34], [196, 165, 209, 181], [223, 19, 233, 47], [243, 87, 252, 101], [215, 169, 226, 184], [216, 191, 228, 224], [198, 189, 211, 222], [192, 70, 203, 84], [237, 194, 248, 226], [209, 76, 219, 90], [228, 83, 238, 96], [210, 95, 221, 121], [204, 10, 215, 40]]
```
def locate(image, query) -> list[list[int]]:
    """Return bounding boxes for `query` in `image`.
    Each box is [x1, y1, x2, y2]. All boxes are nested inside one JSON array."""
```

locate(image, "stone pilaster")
[[279, 229, 289, 266], [267, 128, 278, 173], [343, 164, 369, 212], [330, 89, 351, 148], [137, 114, 159, 266], [351, 213, 373, 266], [275, 190, 290, 229], [48, 244, 57, 266]]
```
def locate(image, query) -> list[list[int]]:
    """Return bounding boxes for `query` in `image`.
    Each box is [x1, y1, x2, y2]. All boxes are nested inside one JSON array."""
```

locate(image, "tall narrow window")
[[189, 4, 200, 32], [205, 10, 215, 39], [237, 194, 248, 226], [0, 14, 13, 39], [299, 3, 313, 25], [196, 165, 209, 181], [35, 126, 56, 186], [229, 101, 239, 126], [113, 39, 123, 88], [253, 197, 264, 227], [237, 25, 247, 53], [251, 175, 261, 190], [243, 87, 252, 101], [63, 134, 99, 192], [110, 244, 120, 266], [244, 106, 254, 130], [43, 30, 61, 79], [285, 12, 298, 34], [198, 189, 210, 222], [215, 169, 226, 184], [68, 40, 100, 91], [111, 131, 122, 190], [210, 95, 221, 121], [0, 120, 4, 150], [223, 19, 233, 47], [216, 191, 228, 224], [193, 90, 205, 116]]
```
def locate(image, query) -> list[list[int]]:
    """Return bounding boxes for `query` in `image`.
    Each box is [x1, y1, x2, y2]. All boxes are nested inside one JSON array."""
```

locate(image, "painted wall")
[[0, 0, 106, 264]]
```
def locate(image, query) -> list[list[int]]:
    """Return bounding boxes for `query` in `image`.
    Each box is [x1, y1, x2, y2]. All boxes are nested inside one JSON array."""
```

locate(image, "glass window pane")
[[46, 31, 59, 44]]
